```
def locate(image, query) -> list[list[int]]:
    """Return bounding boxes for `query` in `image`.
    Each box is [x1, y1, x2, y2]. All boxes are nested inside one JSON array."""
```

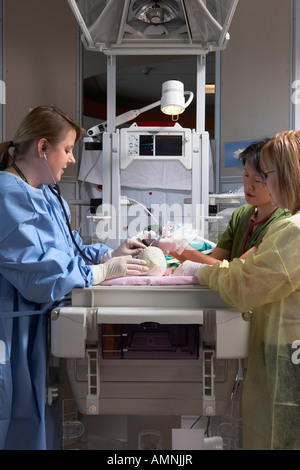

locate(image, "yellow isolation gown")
[[198, 213, 300, 450]]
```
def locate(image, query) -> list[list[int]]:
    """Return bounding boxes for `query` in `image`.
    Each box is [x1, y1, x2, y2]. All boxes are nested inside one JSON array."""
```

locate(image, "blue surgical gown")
[[0, 172, 111, 449]]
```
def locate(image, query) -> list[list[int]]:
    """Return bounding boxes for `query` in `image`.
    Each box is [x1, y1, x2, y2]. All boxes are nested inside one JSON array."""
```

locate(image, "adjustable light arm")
[[116, 100, 161, 126], [87, 81, 194, 137], [87, 101, 161, 137]]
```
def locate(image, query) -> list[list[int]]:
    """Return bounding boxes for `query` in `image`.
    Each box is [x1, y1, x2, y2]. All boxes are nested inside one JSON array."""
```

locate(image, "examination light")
[[135, 1, 177, 25], [87, 80, 193, 136], [160, 80, 193, 121]]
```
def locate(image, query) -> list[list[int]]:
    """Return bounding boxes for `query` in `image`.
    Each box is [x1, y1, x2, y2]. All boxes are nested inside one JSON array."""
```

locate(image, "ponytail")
[[0, 141, 14, 169]]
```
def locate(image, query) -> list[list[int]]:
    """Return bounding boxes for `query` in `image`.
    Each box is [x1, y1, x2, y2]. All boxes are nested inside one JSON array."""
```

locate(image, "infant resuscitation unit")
[[51, 278, 249, 450], [52, 0, 243, 450]]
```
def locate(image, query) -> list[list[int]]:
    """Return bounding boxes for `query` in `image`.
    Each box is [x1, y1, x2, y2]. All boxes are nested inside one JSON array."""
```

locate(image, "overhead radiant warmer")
[[67, 0, 239, 56]]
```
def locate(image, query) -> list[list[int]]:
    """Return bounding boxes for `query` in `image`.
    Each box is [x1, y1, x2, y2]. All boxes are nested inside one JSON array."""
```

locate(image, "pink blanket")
[[100, 275, 199, 286]]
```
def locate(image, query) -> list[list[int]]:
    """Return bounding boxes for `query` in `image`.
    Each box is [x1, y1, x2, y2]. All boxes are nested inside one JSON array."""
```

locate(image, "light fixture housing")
[[67, 0, 239, 55], [160, 80, 193, 120]]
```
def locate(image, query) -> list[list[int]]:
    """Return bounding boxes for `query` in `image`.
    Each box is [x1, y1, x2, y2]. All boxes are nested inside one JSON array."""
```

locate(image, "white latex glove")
[[91, 256, 148, 285], [141, 230, 158, 247], [142, 230, 157, 241], [156, 238, 188, 255], [110, 238, 146, 258], [100, 249, 113, 263], [173, 260, 206, 277], [141, 230, 187, 254]]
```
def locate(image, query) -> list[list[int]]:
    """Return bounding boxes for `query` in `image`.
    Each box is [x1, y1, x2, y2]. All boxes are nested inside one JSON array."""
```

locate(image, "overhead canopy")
[[67, 0, 239, 55]]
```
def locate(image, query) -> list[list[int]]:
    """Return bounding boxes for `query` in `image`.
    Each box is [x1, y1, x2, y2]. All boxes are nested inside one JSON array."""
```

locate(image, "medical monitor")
[[120, 123, 192, 169]]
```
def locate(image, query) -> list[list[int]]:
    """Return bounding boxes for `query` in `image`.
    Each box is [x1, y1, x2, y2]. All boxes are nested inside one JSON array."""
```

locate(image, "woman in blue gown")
[[0, 105, 148, 449]]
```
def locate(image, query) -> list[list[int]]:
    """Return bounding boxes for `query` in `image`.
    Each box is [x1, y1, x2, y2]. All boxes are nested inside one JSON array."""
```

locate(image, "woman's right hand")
[[91, 256, 148, 285]]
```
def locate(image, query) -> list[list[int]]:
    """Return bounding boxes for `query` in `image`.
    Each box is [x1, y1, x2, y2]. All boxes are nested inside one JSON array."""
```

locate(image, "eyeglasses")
[[260, 170, 276, 181]]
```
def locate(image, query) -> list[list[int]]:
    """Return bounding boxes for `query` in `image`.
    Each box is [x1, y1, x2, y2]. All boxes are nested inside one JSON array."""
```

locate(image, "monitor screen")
[[155, 135, 182, 156], [139, 135, 154, 156]]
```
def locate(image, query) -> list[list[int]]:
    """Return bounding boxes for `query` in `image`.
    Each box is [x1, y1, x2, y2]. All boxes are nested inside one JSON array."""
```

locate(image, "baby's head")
[[137, 246, 167, 276]]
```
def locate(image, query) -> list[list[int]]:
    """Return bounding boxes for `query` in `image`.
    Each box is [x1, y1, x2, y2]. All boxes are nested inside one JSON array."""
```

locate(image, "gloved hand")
[[142, 230, 188, 255], [110, 238, 146, 258], [156, 238, 188, 255], [142, 230, 158, 243], [173, 260, 206, 277], [91, 256, 148, 285]]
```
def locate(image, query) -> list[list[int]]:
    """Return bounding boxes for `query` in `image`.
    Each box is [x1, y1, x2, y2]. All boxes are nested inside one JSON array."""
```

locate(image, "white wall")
[[3, 0, 79, 228], [5, 0, 78, 169], [220, 0, 291, 182]]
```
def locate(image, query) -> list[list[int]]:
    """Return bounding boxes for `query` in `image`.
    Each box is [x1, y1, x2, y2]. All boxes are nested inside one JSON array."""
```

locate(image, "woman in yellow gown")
[[176, 130, 300, 450]]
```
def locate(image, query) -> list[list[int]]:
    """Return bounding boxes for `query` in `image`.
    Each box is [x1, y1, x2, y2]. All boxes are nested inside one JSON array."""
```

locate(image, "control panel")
[[120, 123, 192, 169]]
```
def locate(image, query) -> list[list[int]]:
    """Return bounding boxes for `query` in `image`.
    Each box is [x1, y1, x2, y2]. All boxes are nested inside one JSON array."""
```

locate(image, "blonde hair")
[[0, 105, 86, 168], [260, 130, 300, 214]]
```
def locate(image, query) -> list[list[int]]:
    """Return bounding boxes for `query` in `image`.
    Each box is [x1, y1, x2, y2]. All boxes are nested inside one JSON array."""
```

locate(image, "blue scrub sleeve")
[[0, 225, 92, 303], [71, 230, 112, 264], [0, 186, 94, 304]]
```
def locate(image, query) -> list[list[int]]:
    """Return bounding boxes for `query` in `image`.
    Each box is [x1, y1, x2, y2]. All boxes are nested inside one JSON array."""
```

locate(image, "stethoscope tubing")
[[48, 184, 99, 265]]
